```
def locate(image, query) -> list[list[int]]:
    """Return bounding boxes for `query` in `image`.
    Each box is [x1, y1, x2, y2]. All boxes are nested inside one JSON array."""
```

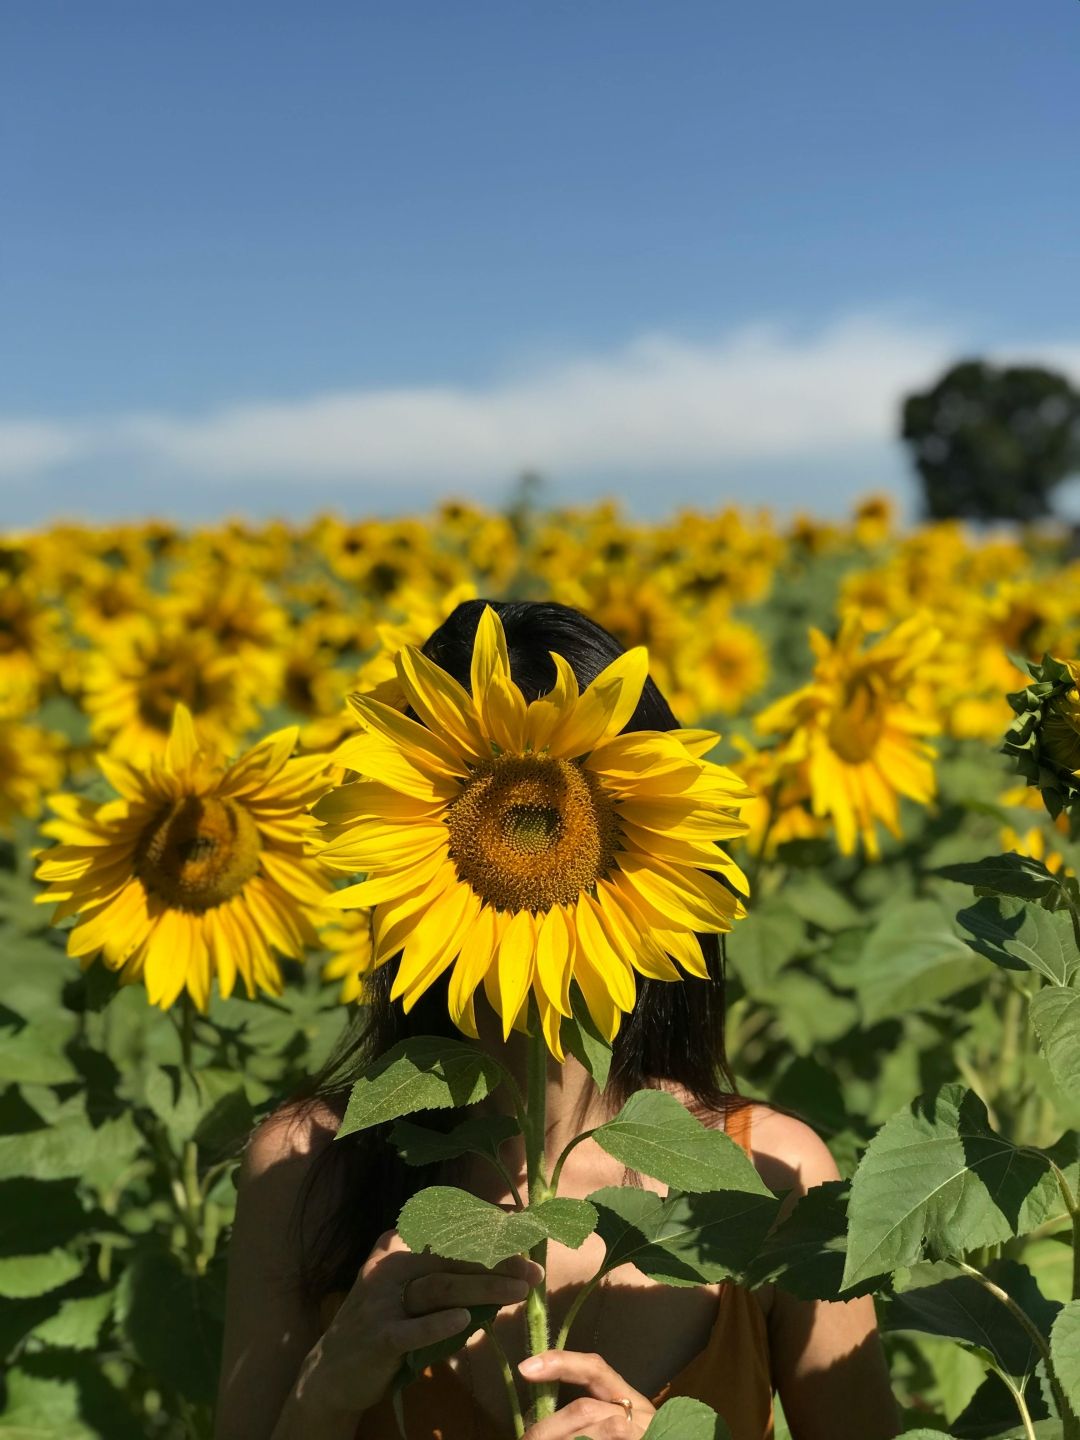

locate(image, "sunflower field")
[[2, 496, 1080, 1439]]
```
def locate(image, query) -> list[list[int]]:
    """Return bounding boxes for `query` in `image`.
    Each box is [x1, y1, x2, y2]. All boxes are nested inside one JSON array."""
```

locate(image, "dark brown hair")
[[294, 599, 739, 1298]]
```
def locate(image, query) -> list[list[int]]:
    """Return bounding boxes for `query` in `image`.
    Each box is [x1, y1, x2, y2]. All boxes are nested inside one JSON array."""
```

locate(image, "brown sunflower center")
[[135, 796, 261, 911], [446, 754, 618, 912], [828, 675, 887, 764]]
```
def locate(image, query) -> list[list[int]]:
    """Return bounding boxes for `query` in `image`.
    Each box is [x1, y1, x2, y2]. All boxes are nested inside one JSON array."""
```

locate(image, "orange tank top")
[[320, 1099, 774, 1440]]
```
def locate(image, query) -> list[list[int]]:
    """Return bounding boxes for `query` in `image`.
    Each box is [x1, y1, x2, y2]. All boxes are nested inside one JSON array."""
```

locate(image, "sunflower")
[[754, 611, 941, 859], [0, 719, 66, 831], [81, 626, 262, 762], [319, 907, 376, 1003], [682, 616, 769, 719], [0, 574, 63, 716], [35, 706, 334, 1010], [314, 606, 752, 1057]]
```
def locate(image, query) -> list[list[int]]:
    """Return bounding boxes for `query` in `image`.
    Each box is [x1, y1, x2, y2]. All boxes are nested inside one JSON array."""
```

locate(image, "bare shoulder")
[[240, 1095, 343, 1184], [744, 1102, 841, 1199]]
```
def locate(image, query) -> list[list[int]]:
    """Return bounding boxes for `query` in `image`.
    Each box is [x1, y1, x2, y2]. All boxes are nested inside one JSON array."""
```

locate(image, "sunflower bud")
[[1002, 653, 1080, 834]]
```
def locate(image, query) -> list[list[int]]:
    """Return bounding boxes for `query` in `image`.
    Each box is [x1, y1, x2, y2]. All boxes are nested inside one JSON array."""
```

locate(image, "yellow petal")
[[494, 908, 536, 1040], [447, 904, 500, 1032], [535, 904, 573, 1016], [617, 853, 745, 933], [547, 647, 649, 760], [395, 646, 488, 763], [574, 893, 635, 1011], [165, 704, 200, 775]]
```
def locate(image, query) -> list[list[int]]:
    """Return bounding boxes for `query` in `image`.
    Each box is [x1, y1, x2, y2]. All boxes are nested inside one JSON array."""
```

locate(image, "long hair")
[[293, 599, 739, 1299]]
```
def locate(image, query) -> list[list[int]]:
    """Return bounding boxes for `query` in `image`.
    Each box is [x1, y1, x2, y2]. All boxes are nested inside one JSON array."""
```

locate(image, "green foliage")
[[640, 1396, 732, 1438], [337, 1036, 506, 1134], [591, 1089, 773, 1195], [1051, 1301, 1080, 1420]]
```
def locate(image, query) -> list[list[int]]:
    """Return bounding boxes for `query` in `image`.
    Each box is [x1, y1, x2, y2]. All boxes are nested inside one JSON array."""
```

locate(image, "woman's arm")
[[750, 1108, 899, 1440], [215, 1101, 345, 1440]]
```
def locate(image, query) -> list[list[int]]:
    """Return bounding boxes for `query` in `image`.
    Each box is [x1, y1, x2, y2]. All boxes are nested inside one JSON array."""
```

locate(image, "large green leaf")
[[724, 907, 804, 993], [935, 852, 1074, 908], [529, 1198, 597, 1250], [31, 1291, 114, 1351], [0, 1016, 79, 1086], [116, 1249, 225, 1406], [1050, 1300, 1080, 1419], [0, 1114, 141, 1193], [397, 1187, 548, 1266], [640, 1396, 732, 1438], [1030, 987, 1080, 1098], [745, 1180, 884, 1300], [883, 1259, 1060, 1381], [338, 1038, 505, 1135], [843, 1086, 1054, 1289], [588, 1185, 779, 1287], [390, 1114, 518, 1169], [956, 897, 1078, 985], [0, 1182, 91, 1257], [855, 900, 987, 1025], [0, 1250, 83, 1300], [592, 1091, 773, 1195]]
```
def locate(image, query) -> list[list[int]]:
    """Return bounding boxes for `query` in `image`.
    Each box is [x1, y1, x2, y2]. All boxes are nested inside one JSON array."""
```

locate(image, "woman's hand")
[[518, 1350, 657, 1439], [283, 1229, 543, 1430]]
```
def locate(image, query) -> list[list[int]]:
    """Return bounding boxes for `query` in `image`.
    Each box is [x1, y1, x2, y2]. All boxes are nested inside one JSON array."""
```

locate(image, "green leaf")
[[0, 1016, 79, 1086], [529, 1198, 597, 1249], [588, 1185, 780, 1287], [745, 1181, 884, 1300], [855, 900, 987, 1025], [724, 906, 804, 993], [337, 1038, 505, 1135], [0, 1114, 141, 1193], [0, 1182, 91, 1257], [0, 1370, 92, 1439], [781, 873, 862, 932], [640, 1396, 733, 1438], [390, 1114, 518, 1169], [31, 1291, 114, 1351], [0, 1250, 83, 1300], [843, 1085, 1054, 1289], [935, 852, 1073, 908], [1050, 1299, 1080, 1418], [397, 1187, 547, 1267], [957, 897, 1078, 985], [1031, 987, 1080, 1098], [592, 1090, 773, 1195], [116, 1249, 225, 1406], [883, 1259, 1060, 1381], [562, 989, 613, 1091]]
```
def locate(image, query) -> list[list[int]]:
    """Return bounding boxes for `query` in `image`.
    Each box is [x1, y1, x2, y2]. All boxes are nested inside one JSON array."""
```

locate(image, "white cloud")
[[2, 316, 1077, 506]]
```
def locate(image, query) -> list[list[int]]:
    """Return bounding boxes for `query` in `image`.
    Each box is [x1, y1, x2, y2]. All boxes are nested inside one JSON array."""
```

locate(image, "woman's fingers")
[[519, 1350, 650, 1411], [402, 1269, 531, 1315], [522, 1395, 642, 1439], [382, 1308, 472, 1356]]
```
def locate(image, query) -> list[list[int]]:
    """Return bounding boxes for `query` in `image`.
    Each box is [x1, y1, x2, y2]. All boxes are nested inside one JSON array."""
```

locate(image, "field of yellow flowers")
[[2, 496, 1080, 1438]]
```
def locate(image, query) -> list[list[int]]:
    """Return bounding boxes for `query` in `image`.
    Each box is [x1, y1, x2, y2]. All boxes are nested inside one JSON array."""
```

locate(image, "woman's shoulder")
[[239, 1094, 346, 1188], [686, 1092, 841, 1199]]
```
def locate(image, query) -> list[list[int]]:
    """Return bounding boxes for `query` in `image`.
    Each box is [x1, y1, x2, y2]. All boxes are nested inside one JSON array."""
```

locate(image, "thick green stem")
[[523, 1018, 557, 1421]]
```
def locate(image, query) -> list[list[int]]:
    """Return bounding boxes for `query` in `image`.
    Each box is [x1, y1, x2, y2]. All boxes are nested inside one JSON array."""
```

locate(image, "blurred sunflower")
[[0, 720, 66, 831], [315, 606, 752, 1057], [683, 616, 769, 719], [36, 706, 334, 1010], [0, 574, 63, 715], [319, 907, 376, 1003], [755, 611, 941, 859], [997, 784, 1072, 877], [82, 627, 262, 762]]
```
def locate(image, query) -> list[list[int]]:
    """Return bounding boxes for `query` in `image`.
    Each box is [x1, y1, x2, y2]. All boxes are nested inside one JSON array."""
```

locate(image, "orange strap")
[[724, 1097, 754, 1157]]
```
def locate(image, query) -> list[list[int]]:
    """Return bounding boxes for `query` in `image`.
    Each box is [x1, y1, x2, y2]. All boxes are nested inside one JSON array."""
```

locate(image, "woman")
[[216, 600, 898, 1440]]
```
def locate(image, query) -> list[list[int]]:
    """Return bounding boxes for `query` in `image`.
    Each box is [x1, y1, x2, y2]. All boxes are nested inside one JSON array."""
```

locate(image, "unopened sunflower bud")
[[1002, 653, 1080, 834]]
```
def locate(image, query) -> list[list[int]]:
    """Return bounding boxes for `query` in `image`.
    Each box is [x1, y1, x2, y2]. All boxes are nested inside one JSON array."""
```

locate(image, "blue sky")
[[2, 1, 1079, 525]]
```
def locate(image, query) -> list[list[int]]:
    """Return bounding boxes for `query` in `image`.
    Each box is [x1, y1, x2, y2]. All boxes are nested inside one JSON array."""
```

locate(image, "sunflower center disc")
[[446, 754, 617, 912], [136, 796, 261, 911], [828, 676, 886, 763]]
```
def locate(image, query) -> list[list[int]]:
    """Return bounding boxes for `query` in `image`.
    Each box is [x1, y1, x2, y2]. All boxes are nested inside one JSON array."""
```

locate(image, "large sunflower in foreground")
[[36, 706, 335, 1010], [754, 611, 941, 859], [314, 606, 753, 1057]]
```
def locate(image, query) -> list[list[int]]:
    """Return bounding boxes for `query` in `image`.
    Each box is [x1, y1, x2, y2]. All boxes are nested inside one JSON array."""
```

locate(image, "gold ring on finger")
[[400, 1278, 415, 1315], [612, 1397, 633, 1424]]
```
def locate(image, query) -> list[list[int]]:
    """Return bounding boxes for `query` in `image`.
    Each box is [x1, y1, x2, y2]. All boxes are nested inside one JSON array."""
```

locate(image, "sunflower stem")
[[523, 1013, 557, 1422]]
